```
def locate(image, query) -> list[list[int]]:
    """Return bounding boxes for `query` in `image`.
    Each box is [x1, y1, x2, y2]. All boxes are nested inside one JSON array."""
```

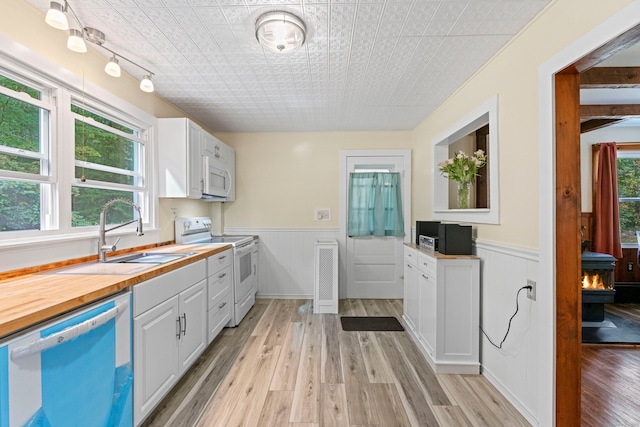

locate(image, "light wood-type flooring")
[[581, 304, 640, 427], [143, 299, 531, 427]]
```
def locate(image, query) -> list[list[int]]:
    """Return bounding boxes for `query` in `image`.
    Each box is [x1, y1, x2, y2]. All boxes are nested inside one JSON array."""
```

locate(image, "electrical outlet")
[[171, 208, 178, 219], [527, 279, 536, 301], [628, 262, 634, 271]]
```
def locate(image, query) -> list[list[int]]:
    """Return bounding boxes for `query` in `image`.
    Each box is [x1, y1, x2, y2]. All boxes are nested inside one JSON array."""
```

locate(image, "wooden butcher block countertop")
[[0, 243, 232, 339]]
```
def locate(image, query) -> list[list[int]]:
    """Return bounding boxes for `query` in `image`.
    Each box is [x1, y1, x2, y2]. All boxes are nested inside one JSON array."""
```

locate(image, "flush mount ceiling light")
[[255, 11, 306, 53], [44, 2, 155, 92]]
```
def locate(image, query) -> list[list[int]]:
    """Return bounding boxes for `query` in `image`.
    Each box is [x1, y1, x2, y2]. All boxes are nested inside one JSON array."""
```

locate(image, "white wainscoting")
[[475, 239, 540, 426], [225, 227, 340, 299]]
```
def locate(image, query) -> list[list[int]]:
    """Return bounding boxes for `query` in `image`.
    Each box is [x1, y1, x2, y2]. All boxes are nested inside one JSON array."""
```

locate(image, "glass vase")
[[457, 181, 471, 209]]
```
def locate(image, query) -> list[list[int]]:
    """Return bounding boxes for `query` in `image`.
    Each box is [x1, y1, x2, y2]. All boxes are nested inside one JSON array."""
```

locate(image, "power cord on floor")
[[480, 285, 532, 349]]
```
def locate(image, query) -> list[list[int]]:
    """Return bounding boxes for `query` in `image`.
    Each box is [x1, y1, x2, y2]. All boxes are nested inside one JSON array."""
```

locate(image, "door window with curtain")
[[347, 172, 404, 237]]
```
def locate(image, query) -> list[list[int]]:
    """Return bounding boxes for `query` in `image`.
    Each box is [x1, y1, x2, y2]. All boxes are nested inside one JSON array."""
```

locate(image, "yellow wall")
[[412, 0, 634, 250], [3, 0, 182, 119], [217, 131, 412, 228]]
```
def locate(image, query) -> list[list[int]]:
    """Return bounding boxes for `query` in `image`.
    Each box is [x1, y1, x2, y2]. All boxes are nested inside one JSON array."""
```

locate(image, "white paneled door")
[[341, 151, 411, 299]]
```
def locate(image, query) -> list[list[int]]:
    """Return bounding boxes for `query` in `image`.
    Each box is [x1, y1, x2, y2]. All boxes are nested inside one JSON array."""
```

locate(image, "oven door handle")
[[10, 300, 128, 361]]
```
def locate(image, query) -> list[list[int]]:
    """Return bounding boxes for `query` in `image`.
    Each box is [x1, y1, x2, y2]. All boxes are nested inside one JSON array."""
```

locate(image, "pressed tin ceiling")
[[25, 0, 551, 132]]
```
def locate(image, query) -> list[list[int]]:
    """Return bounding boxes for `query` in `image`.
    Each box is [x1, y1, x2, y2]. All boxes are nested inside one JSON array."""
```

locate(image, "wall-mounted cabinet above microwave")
[[157, 118, 235, 202]]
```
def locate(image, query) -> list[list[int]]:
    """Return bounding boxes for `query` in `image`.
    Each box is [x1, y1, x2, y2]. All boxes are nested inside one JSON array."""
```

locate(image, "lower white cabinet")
[[403, 247, 418, 331], [133, 260, 207, 426], [403, 245, 480, 374], [206, 249, 233, 343]]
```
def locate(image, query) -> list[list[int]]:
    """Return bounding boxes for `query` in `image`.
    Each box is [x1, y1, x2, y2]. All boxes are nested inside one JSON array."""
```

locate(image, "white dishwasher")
[[0, 291, 132, 427]]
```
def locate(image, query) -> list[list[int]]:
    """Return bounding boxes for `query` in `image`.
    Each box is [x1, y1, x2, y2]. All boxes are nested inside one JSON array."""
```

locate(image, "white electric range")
[[175, 217, 258, 326]]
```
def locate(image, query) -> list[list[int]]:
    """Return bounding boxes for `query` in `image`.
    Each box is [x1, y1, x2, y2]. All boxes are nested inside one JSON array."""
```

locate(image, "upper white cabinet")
[[157, 118, 204, 199], [158, 118, 235, 201]]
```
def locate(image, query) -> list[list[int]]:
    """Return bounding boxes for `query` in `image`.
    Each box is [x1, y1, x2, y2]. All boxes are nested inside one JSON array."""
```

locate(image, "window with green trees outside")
[[618, 151, 640, 244]]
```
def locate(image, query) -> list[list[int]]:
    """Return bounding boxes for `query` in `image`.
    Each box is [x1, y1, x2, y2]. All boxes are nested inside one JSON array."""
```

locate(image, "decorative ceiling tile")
[[24, 0, 550, 131]]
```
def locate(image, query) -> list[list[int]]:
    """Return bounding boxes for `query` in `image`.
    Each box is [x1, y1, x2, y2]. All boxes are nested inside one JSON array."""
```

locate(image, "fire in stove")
[[582, 272, 612, 290]]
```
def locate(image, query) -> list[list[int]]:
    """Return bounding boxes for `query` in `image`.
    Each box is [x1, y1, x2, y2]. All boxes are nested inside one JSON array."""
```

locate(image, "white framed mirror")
[[432, 95, 499, 224]]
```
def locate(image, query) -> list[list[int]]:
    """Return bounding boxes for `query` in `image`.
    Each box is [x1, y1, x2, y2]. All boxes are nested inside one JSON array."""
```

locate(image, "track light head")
[[45, 1, 69, 31], [105, 56, 121, 77], [67, 29, 87, 53], [140, 75, 154, 93]]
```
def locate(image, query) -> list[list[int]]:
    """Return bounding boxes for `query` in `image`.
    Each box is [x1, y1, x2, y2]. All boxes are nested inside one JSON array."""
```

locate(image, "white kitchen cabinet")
[[133, 296, 180, 424], [133, 260, 207, 426], [157, 118, 204, 199], [404, 245, 480, 374], [178, 281, 207, 373], [206, 249, 233, 343], [402, 246, 418, 332]]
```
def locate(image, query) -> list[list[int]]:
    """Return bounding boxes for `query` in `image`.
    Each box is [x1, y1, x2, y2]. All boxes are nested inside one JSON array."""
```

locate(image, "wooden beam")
[[580, 104, 640, 118], [580, 118, 625, 133], [580, 67, 640, 88], [555, 72, 582, 427], [560, 23, 640, 73]]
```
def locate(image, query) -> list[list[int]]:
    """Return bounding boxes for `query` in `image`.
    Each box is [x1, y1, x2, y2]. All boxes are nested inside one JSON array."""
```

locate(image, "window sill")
[[0, 228, 160, 250]]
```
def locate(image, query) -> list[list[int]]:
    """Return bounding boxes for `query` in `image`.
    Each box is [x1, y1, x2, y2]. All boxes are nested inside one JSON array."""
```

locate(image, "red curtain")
[[593, 142, 623, 259]]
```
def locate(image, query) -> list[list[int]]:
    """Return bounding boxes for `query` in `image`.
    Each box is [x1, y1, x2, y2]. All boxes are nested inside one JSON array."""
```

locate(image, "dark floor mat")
[[340, 316, 404, 332], [582, 311, 640, 344]]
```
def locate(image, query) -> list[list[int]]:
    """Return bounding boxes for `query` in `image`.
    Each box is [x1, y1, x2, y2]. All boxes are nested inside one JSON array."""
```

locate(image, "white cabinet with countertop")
[[403, 244, 480, 374], [206, 248, 233, 343], [132, 259, 207, 426]]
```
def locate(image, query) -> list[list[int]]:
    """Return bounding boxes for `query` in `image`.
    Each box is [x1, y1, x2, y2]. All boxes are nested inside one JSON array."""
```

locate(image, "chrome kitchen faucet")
[[98, 198, 143, 262]]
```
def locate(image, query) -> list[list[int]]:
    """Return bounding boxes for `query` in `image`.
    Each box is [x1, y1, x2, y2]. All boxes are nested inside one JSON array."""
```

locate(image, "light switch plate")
[[315, 208, 331, 221]]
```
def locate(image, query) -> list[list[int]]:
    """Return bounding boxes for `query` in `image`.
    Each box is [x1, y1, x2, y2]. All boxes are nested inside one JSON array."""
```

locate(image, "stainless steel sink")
[[106, 252, 197, 264], [50, 252, 197, 275]]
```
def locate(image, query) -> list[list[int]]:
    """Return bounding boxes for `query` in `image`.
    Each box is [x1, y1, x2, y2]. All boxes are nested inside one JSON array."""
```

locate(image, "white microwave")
[[203, 156, 233, 201]]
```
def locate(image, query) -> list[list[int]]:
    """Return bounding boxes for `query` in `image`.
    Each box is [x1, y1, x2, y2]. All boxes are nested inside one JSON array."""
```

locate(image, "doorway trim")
[[538, 3, 640, 425], [339, 150, 412, 299]]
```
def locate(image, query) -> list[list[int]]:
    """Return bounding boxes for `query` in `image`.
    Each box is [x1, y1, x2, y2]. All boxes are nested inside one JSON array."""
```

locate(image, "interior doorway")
[[553, 17, 640, 427]]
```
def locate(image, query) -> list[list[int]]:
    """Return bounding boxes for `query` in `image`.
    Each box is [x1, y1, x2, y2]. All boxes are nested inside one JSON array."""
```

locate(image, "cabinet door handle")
[[218, 273, 226, 279], [407, 264, 413, 269], [218, 302, 227, 309], [176, 317, 182, 340], [218, 255, 226, 260], [181, 313, 187, 336], [422, 274, 428, 280]]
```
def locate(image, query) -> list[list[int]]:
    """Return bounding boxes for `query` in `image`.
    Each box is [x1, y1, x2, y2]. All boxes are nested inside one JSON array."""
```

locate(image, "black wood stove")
[[581, 251, 617, 322]]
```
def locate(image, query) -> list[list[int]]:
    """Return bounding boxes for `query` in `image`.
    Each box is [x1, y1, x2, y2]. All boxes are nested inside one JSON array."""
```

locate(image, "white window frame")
[[0, 41, 156, 247], [617, 149, 640, 248]]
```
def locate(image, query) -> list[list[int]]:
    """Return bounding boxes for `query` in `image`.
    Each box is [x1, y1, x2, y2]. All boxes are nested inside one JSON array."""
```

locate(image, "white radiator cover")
[[314, 240, 338, 314]]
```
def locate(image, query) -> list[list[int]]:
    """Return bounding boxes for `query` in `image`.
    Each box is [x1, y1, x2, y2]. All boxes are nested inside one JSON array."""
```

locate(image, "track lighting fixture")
[[44, 1, 154, 92]]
